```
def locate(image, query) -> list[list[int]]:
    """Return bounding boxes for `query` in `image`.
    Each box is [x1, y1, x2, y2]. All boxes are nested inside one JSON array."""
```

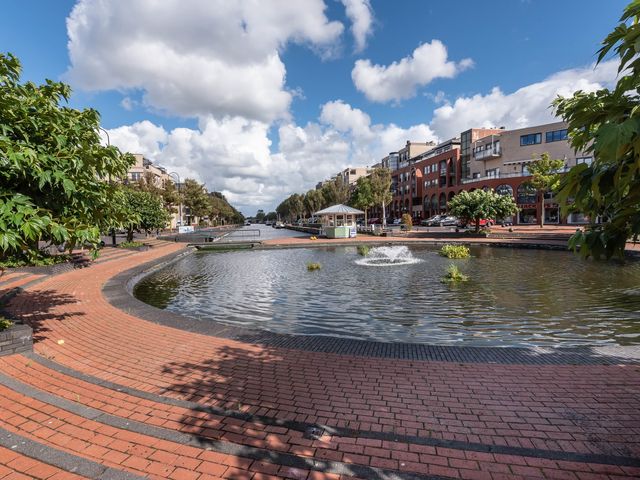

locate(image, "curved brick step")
[[1, 355, 639, 480], [0, 428, 145, 480], [5, 353, 640, 473], [0, 443, 88, 480], [0, 376, 430, 480]]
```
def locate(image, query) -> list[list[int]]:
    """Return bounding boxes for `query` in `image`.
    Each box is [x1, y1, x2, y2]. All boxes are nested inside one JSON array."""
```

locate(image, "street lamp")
[[168, 172, 182, 230], [98, 126, 111, 146]]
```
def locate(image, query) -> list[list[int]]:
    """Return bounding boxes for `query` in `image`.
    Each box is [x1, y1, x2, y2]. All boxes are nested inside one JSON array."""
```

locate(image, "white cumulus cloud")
[[340, 0, 374, 52], [352, 40, 473, 103], [66, 0, 344, 122], [429, 60, 619, 139]]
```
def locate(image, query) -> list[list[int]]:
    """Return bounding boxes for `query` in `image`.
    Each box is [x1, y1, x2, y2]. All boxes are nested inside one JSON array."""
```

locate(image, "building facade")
[[368, 121, 592, 225]]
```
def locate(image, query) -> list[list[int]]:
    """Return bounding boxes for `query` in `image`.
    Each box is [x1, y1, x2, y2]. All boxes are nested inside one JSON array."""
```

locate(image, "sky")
[[0, 0, 627, 215]]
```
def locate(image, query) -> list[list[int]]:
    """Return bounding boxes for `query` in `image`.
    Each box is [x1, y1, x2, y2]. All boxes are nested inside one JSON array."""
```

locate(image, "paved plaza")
[[0, 237, 639, 479]]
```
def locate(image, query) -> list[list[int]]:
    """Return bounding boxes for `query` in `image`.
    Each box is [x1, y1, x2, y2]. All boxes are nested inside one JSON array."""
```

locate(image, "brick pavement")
[[0, 237, 639, 479]]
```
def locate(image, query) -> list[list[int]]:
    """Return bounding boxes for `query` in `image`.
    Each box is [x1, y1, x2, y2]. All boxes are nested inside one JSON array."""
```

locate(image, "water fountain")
[[355, 245, 422, 266]]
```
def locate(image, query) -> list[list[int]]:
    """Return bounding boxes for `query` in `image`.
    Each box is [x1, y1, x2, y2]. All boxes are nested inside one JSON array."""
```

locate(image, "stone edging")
[[102, 244, 640, 365], [0, 323, 32, 357]]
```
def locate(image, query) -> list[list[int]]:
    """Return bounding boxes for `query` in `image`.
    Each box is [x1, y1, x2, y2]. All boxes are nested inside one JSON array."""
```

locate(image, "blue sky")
[[0, 0, 626, 214]]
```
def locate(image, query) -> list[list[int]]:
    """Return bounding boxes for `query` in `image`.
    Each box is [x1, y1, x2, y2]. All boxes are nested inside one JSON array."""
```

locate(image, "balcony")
[[461, 172, 526, 184], [473, 147, 502, 160]]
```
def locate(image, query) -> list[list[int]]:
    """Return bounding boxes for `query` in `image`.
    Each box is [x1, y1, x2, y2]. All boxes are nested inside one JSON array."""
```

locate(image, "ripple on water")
[[133, 245, 640, 347]]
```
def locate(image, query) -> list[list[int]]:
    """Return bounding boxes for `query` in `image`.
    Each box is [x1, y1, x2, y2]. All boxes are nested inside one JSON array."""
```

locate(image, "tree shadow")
[[157, 339, 640, 478], [0, 288, 82, 343]]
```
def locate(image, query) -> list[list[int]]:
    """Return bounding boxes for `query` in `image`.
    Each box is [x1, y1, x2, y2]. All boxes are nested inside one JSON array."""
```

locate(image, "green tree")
[[255, 209, 265, 223], [0, 53, 134, 261], [351, 176, 374, 225], [369, 168, 393, 228], [160, 179, 180, 216], [122, 188, 169, 241], [265, 211, 278, 222], [182, 179, 209, 225], [448, 189, 519, 232], [321, 177, 350, 205], [526, 153, 565, 228], [553, 1, 640, 258], [303, 189, 325, 218]]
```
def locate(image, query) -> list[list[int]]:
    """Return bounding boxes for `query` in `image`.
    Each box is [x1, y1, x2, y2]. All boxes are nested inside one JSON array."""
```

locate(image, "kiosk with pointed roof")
[[314, 204, 364, 238]]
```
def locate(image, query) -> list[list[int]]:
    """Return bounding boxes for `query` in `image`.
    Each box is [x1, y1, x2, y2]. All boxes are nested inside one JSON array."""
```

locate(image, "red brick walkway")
[[1, 238, 639, 479]]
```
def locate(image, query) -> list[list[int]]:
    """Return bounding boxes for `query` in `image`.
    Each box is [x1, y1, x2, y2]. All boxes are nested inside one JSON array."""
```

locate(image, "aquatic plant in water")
[[441, 264, 468, 283], [307, 262, 322, 271], [357, 245, 370, 256], [439, 244, 470, 259]]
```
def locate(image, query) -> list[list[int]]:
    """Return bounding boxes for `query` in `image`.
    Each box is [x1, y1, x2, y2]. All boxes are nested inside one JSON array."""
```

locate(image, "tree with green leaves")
[[122, 188, 169, 241], [553, 1, 640, 258], [351, 176, 374, 225], [369, 168, 392, 228], [265, 211, 278, 222], [303, 189, 324, 218], [0, 53, 134, 261], [526, 153, 565, 228], [321, 177, 350, 206], [448, 189, 519, 232], [182, 179, 210, 225]]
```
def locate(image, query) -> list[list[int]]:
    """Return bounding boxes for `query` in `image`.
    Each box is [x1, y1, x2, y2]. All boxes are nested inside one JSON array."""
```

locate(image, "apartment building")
[[125, 154, 182, 228], [127, 154, 172, 187], [338, 167, 371, 186], [371, 121, 591, 225], [462, 121, 591, 224]]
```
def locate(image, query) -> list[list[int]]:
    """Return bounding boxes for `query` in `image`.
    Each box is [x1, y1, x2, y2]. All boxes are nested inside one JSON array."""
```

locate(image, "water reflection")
[[133, 245, 640, 347]]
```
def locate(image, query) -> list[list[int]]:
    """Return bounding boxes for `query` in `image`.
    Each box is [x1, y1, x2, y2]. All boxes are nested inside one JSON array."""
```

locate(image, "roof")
[[314, 204, 365, 215]]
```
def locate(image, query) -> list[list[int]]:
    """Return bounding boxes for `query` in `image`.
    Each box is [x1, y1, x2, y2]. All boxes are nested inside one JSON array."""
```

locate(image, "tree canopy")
[[0, 53, 134, 260], [554, 0, 640, 258], [526, 153, 565, 228], [448, 189, 519, 232]]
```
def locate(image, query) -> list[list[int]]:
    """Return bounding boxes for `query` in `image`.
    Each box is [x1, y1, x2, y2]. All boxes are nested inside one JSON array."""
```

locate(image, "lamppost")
[[168, 172, 182, 230]]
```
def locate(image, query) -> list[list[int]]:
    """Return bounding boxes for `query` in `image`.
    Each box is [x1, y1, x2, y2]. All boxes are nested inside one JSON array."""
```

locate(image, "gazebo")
[[314, 204, 364, 238]]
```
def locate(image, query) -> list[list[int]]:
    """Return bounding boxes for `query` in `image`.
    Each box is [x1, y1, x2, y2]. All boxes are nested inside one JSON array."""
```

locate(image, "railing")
[[473, 148, 501, 160], [461, 172, 526, 184]]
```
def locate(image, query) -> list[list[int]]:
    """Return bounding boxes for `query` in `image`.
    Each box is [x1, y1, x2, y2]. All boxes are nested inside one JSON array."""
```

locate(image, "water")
[[133, 245, 640, 347], [355, 246, 422, 266]]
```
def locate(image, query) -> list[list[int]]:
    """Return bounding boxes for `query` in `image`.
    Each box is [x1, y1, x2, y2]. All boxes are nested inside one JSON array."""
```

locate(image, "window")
[[545, 129, 568, 143], [576, 156, 593, 166], [496, 184, 513, 197], [130, 172, 142, 181], [520, 133, 542, 146]]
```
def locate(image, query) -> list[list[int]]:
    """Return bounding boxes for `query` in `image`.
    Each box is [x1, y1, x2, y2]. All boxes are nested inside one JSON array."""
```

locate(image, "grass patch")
[[441, 264, 469, 284], [439, 244, 470, 259], [118, 241, 145, 249], [357, 245, 370, 256], [307, 262, 322, 271], [0, 317, 12, 332]]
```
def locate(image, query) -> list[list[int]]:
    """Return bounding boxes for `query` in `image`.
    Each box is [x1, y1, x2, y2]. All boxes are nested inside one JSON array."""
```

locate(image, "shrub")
[[439, 244, 470, 259], [401, 213, 413, 231], [118, 241, 145, 249], [441, 264, 469, 283], [0, 254, 71, 269], [307, 262, 322, 271], [357, 245, 370, 256], [0, 317, 12, 331]]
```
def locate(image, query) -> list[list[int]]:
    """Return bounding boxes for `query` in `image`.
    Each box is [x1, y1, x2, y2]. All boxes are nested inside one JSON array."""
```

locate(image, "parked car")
[[438, 216, 458, 226], [422, 215, 442, 226], [458, 218, 494, 228], [368, 218, 382, 224], [392, 218, 402, 225]]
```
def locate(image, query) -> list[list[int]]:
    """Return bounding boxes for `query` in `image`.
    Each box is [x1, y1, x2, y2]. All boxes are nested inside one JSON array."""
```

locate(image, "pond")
[[133, 245, 640, 347]]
